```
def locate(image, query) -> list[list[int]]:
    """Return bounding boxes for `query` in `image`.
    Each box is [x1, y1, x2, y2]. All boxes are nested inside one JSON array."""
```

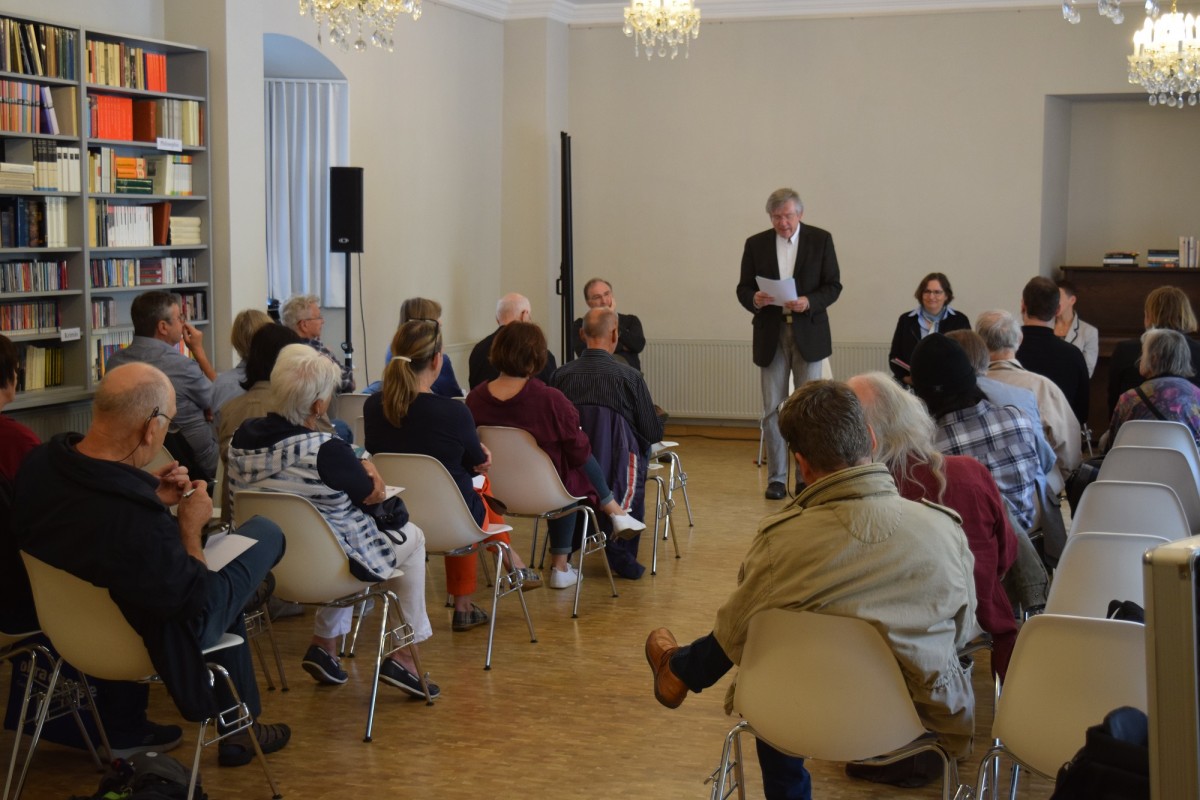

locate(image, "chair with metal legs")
[[645, 463, 680, 575], [243, 606, 288, 692], [21, 554, 282, 799], [650, 441, 693, 527]]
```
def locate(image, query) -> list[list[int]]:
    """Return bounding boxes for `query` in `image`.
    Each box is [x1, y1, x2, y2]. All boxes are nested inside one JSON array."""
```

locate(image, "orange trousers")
[[445, 474, 511, 597]]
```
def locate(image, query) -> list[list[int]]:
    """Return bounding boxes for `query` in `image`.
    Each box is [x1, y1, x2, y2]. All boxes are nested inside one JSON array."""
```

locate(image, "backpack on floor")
[[1051, 706, 1149, 800], [69, 751, 206, 800]]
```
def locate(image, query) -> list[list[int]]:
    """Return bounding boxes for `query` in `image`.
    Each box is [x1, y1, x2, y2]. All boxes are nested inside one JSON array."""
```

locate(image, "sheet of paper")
[[203, 531, 257, 572], [384, 485, 404, 500], [755, 276, 798, 306], [472, 475, 486, 490]]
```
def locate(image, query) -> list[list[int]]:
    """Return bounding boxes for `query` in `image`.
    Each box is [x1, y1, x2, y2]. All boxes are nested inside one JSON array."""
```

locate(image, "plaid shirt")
[[934, 399, 1041, 530], [304, 338, 355, 393]]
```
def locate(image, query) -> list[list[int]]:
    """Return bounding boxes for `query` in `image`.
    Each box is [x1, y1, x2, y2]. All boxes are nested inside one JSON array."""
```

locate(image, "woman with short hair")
[[1107, 285, 1200, 411], [887, 272, 970, 384], [1109, 328, 1200, 446]]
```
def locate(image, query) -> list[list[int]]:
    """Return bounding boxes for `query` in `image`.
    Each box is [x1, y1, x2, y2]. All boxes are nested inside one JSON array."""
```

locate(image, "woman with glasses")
[[887, 272, 970, 385], [364, 319, 541, 633]]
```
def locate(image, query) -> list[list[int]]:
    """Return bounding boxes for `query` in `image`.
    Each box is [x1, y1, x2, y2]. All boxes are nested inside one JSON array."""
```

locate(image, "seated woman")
[[848, 372, 1019, 679], [1108, 285, 1200, 412], [212, 307, 272, 419], [226, 344, 439, 698], [888, 272, 970, 384], [465, 322, 644, 589], [366, 297, 463, 397], [1054, 279, 1099, 378], [364, 319, 541, 633], [1109, 328, 1200, 447]]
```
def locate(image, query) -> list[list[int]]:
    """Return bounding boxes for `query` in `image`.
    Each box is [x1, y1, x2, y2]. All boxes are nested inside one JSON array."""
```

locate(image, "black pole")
[[559, 131, 575, 362], [341, 251, 353, 374]]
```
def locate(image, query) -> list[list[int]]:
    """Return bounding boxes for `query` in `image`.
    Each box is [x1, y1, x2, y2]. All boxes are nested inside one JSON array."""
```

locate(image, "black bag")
[[70, 751, 206, 800], [1051, 706, 1149, 800], [1065, 455, 1105, 516]]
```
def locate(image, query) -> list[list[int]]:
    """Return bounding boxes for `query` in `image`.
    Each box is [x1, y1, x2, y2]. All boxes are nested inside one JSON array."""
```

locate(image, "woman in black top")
[[888, 272, 970, 384]]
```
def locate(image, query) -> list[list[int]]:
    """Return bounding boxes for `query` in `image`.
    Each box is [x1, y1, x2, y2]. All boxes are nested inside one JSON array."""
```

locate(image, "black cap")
[[910, 332, 978, 399]]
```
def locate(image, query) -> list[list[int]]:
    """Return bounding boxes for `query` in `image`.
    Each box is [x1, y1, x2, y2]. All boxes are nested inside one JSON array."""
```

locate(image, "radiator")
[[6, 400, 92, 441], [641, 339, 890, 421]]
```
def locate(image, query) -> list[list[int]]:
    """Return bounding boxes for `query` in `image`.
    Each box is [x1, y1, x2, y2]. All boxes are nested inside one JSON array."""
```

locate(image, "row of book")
[[90, 256, 198, 288], [2, 19, 76, 80], [0, 196, 69, 248], [92, 329, 132, 380], [87, 200, 153, 247], [2, 141, 82, 192], [177, 290, 207, 322], [91, 296, 116, 328], [86, 40, 167, 93], [0, 259, 68, 293], [88, 149, 194, 195], [0, 298, 59, 335], [89, 95, 203, 146], [15, 342, 65, 391], [1103, 241, 1200, 268], [0, 80, 71, 135], [169, 216, 201, 246]]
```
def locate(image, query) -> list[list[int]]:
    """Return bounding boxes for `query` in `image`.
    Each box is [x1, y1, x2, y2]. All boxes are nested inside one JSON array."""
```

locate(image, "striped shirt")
[[550, 349, 663, 451]]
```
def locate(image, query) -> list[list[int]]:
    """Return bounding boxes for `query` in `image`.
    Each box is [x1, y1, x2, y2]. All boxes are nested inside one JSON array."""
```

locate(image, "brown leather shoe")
[[645, 628, 688, 709]]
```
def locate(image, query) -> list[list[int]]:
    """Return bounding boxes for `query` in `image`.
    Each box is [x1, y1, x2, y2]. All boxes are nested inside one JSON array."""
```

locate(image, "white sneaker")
[[548, 564, 579, 590], [610, 512, 646, 539]]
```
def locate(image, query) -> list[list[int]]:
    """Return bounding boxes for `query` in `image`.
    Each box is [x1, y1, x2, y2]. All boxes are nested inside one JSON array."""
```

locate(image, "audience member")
[[227, 345, 437, 698], [569, 279, 646, 371], [1015, 277, 1089, 424], [212, 308, 272, 417], [281, 294, 355, 393], [1108, 329, 1200, 447], [105, 291, 218, 481], [465, 322, 645, 590], [0, 334, 38, 483], [644, 381, 976, 797], [888, 272, 970, 384], [13, 363, 290, 766], [371, 297, 464, 397], [1054, 279, 1098, 377], [1107, 285, 1200, 412], [848, 372, 1018, 679], [468, 293, 557, 388], [364, 319, 540, 632]]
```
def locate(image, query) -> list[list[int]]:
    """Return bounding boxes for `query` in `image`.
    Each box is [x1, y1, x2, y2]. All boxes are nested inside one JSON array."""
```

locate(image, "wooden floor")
[[9, 435, 1054, 799]]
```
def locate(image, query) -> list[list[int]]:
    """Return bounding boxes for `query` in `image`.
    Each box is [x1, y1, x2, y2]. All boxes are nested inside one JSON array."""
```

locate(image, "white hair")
[[269, 344, 341, 425], [280, 294, 322, 331]]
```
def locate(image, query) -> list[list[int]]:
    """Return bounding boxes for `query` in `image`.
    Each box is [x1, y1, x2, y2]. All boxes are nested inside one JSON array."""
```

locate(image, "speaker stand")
[[340, 251, 354, 376]]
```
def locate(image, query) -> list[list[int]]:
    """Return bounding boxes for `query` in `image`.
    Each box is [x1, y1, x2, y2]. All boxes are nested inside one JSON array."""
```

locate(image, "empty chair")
[[234, 490, 431, 741], [21, 554, 280, 799], [477, 425, 617, 619], [650, 440, 694, 527], [1069, 480, 1191, 541], [975, 614, 1147, 797], [371, 453, 536, 669], [644, 463, 680, 575], [1045, 532, 1170, 618], [329, 391, 369, 425], [1111, 419, 1200, 475], [710, 610, 959, 800], [1097, 447, 1200, 533]]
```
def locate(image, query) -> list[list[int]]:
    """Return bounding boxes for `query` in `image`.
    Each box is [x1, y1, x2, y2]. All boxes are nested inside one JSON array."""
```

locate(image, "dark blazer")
[[1107, 335, 1200, 413], [1016, 325, 1090, 424], [888, 308, 971, 381], [468, 326, 557, 389], [736, 224, 842, 366]]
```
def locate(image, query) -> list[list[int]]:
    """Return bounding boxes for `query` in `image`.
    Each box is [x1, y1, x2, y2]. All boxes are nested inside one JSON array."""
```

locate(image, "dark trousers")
[[671, 632, 812, 800]]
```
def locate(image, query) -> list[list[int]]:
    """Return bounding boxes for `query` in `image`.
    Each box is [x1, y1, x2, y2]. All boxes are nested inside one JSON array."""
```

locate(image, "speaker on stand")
[[330, 166, 364, 377]]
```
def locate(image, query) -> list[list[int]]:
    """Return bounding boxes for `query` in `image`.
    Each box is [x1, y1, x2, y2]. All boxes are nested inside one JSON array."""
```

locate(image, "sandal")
[[514, 567, 542, 591], [451, 603, 489, 632]]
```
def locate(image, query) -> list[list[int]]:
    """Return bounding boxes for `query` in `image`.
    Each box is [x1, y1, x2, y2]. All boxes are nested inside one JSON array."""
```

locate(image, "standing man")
[[736, 188, 842, 499], [570, 278, 646, 372], [281, 294, 355, 393]]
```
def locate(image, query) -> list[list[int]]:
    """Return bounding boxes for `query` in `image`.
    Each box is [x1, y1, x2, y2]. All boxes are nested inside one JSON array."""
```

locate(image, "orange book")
[[151, 201, 171, 245], [132, 99, 156, 142]]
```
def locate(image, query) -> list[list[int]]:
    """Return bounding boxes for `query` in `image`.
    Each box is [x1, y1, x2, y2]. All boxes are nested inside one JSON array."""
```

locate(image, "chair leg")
[[13, 657, 67, 800], [259, 610, 289, 692], [364, 593, 390, 742], [3, 646, 58, 800], [484, 544, 502, 671], [648, 475, 665, 575], [709, 721, 749, 800], [248, 616, 276, 691], [477, 547, 494, 588], [344, 599, 368, 657], [670, 452, 695, 527], [207, 662, 281, 799], [70, 674, 109, 769], [530, 518, 543, 569]]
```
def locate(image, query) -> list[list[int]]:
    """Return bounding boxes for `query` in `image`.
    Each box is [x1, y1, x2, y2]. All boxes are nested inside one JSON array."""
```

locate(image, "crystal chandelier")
[[1062, 0, 1161, 24], [1128, 2, 1200, 106], [623, 1, 701, 60], [298, 0, 421, 53]]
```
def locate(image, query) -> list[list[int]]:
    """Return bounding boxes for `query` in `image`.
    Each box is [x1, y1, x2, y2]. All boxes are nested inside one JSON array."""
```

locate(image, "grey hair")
[[93, 363, 173, 431], [765, 188, 803, 216], [280, 294, 322, 331], [976, 309, 1022, 353], [850, 372, 946, 500], [495, 293, 530, 325], [269, 344, 341, 426], [944, 329, 991, 376], [1141, 328, 1196, 379]]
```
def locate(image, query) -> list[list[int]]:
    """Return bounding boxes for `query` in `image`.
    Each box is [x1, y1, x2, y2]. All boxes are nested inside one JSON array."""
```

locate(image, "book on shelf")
[[92, 328, 133, 381], [1147, 249, 1181, 269], [168, 215, 201, 245], [49, 86, 78, 136], [0, 297, 60, 335], [152, 201, 170, 245], [146, 154, 192, 196], [1103, 251, 1138, 266], [1181, 237, 1198, 269], [16, 342, 64, 391], [91, 295, 115, 328], [87, 199, 152, 248], [87, 40, 167, 92], [0, 196, 67, 248], [0, 259, 68, 293], [2, 21, 76, 80], [90, 255, 197, 288]]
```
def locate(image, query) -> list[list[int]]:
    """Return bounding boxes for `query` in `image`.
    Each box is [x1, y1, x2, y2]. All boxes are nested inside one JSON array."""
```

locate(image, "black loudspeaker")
[[329, 166, 364, 253]]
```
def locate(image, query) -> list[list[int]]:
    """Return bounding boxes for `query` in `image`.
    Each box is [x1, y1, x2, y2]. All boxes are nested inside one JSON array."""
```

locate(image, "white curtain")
[[264, 79, 350, 306]]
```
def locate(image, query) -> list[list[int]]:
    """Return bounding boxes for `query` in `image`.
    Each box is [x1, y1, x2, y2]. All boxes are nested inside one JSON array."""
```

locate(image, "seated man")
[[569, 279, 646, 372], [645, 381, 977, 798], [281, 293, 355, 393], [105, 291, 218, 481], [553, 307, 664, 579], [1014, 277, 1090, 425], [12, 363, 291, 766], [468, 292, 557, 388]]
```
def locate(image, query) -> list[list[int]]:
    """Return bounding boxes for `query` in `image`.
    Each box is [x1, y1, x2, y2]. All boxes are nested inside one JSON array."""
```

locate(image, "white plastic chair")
[[233, 491, 431, 741], [329, 392, 369, 425], [1097, 447, 1200, 533], [974, 614, 1147, 797], [1069, 480, 1191, 541], [644, 463, 680, 575], [371, 453, 537, 669], [710, 610, 959, 800], [477, 425, 617, 619], [1045, 532, 1170, 618], [1111, 419, 1200, 477], [20, 554, 280, 799], [649, 440, 694, 527]]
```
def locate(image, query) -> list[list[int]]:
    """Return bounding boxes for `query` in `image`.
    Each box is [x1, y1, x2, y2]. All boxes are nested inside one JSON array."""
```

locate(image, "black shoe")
[[765, 481, 787, 500], [218, 722, 291, 767], [106, 721, 183, 759], [844, 751, 943, 788], [379, 659, 441, 700], [301, 644, 348, 685]]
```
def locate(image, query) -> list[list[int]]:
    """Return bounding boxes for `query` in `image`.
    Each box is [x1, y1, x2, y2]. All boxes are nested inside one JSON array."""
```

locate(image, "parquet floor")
[[8, 434, 1054, 798]]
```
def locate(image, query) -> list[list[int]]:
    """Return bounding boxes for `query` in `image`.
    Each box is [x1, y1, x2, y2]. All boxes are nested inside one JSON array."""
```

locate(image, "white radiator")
[[641, 339, 890, 421], [6, 400, 93, 441]]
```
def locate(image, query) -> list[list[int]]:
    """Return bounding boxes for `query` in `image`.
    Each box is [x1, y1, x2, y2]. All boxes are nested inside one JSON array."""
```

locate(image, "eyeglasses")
[[301, 316, 324, 323], [922, 289, 946, 296], [149, 406, 181, 434]]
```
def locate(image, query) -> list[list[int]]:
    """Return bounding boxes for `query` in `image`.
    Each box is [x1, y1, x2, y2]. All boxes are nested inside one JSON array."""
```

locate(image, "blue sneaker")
[[379, 659, 440, 700]]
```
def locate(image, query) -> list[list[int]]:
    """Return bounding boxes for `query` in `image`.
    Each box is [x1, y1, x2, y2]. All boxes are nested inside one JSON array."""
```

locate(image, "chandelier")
[[1062, 0, 1161, 24], [623, 1, 701, 60], [1128, 2, 1200, 106], [298, 0, 421, 52]]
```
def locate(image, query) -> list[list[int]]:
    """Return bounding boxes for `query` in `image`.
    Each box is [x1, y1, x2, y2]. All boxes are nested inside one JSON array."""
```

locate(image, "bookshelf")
[[0, 13, 210, 413]]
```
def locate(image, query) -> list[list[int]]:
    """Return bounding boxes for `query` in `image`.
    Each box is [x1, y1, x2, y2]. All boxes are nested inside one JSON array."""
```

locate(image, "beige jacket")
[[987, 358, 1083, 480]]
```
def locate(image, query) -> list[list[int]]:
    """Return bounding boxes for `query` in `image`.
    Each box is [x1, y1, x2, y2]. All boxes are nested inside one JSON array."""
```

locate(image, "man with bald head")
[[468, 292, 558, 388], [13, 363, 292, 766]]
